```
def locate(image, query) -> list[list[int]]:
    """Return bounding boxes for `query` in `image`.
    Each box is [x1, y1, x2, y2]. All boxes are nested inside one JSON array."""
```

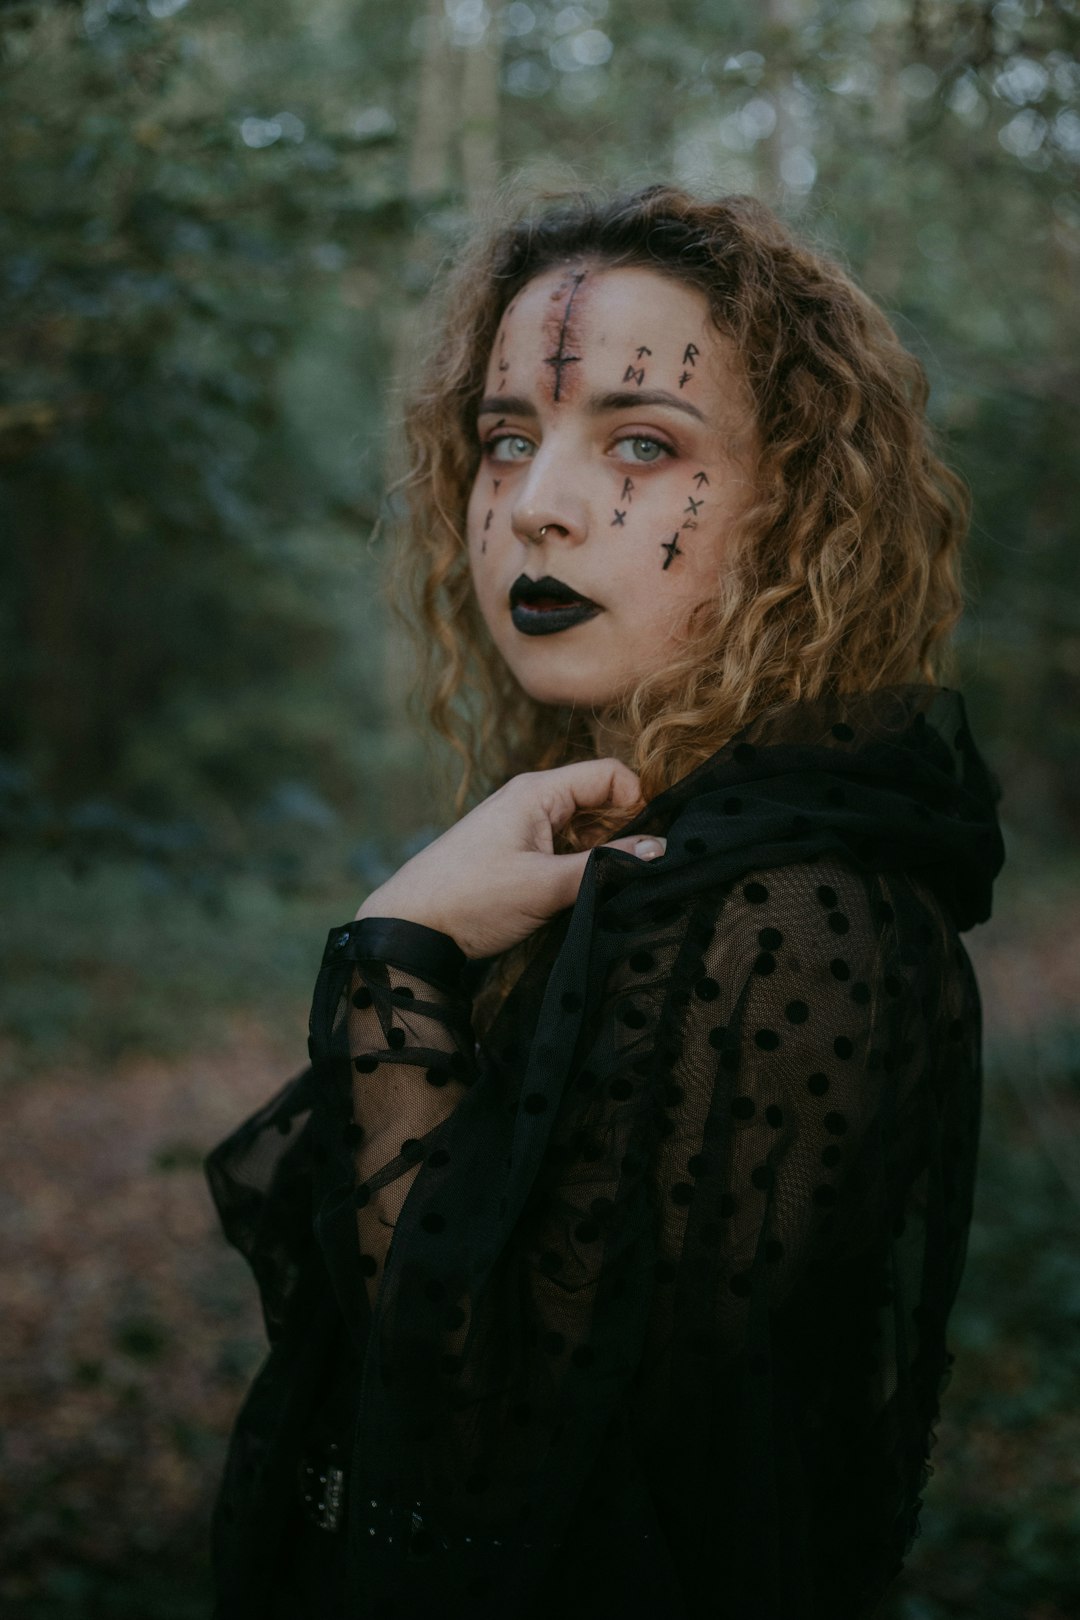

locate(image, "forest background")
[[1, 0, 1078, 1615]]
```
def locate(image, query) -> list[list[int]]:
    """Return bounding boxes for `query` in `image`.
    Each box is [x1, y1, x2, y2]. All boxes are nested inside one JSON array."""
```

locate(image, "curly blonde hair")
[[389, 184, 968, 826]]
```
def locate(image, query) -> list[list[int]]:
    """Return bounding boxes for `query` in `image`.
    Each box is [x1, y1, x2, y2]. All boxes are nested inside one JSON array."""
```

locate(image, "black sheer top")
[[206, 685, 1004, 1620]]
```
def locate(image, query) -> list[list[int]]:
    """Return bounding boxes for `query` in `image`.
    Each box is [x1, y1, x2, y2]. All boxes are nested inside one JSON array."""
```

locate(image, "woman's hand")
[[354, 758, 666, 960]]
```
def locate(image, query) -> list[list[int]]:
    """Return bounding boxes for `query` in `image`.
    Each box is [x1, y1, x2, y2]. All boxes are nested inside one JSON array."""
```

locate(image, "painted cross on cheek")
[[611, 509, 626, 527], [684, 495, 703, 517], [660, 534, 683, 570]]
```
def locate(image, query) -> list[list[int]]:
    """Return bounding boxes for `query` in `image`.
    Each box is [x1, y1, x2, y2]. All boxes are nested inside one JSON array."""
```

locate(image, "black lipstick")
[[509, 574, 603, 637]]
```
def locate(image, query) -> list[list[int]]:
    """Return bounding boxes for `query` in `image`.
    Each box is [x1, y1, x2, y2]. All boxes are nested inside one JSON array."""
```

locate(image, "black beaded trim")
[[299, 1443, 346, 1533]]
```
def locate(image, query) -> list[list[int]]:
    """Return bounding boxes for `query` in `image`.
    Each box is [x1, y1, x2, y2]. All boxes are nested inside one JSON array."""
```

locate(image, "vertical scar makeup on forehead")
[[542, 268, 587, 402]]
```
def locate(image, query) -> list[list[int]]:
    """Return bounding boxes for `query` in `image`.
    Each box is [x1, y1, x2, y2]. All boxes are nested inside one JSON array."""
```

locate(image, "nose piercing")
[[538, 525, 550, 537]]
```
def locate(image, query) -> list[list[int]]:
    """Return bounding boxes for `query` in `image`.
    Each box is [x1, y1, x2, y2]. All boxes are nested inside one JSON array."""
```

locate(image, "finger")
[[530, 833, 665, 920], [533, 757, 644, 833], [602, 835, 667, 861]]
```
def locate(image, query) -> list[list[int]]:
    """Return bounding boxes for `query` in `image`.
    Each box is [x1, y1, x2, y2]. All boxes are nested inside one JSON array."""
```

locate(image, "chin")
[[509, 663, 620, 710], [490, 623, 626, 710]]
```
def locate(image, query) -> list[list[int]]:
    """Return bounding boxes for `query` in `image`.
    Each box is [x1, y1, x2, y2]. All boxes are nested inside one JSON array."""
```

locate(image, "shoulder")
[[666, 851, 958, 1017]]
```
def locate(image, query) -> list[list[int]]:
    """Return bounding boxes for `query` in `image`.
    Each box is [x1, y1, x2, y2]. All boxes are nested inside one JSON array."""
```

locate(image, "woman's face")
[[466, 262, 757, 713]]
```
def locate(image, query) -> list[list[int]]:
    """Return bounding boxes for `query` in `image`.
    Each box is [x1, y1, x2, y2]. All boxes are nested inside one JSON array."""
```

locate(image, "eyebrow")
[[477, 389, 708, 424]]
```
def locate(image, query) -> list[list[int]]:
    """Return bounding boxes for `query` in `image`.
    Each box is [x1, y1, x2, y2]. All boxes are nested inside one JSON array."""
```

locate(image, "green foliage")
[[2, 0, 1078, 863], [1, 3, 1078, 1613]]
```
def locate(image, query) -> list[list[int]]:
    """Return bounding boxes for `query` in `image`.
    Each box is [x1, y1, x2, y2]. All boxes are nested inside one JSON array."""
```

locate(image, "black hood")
[[594, 685, 1004, 934]]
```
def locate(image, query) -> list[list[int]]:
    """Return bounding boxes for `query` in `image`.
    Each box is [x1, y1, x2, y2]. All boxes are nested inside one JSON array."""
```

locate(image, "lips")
[[509, 574, 603, 637]]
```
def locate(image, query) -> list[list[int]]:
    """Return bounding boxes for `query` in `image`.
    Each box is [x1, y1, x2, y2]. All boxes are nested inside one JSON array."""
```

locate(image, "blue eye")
[[615, 436, 669, 464], [486, 434, 534, 462]]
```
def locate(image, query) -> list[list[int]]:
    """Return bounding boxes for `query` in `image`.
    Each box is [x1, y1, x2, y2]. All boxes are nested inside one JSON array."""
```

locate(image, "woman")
[[206, 187, 1004, 1620]]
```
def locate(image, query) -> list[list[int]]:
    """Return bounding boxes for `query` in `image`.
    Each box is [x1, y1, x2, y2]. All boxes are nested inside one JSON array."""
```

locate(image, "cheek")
[[465, 474, 487, 535]]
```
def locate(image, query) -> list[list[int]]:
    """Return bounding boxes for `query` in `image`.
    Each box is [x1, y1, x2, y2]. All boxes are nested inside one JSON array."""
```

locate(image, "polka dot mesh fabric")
[[206, 685, 1004, 1620]]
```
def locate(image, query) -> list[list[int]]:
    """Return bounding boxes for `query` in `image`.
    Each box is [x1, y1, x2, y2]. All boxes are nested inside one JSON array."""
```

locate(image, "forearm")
[[311, 916, 477, 1310]]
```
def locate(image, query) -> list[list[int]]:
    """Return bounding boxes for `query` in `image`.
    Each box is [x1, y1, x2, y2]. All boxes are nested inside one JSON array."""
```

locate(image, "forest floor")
[[0, 874, 1077, 1619]]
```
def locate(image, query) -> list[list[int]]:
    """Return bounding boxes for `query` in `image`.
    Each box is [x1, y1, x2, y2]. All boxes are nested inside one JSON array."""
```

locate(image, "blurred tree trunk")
[[461, 23, 500, 207], [22, 477, 95, 800], [380, 4, 503, 796], [863, 13, 907, 302], [407, 0, 458, 199], [760, 0, 804, 199]]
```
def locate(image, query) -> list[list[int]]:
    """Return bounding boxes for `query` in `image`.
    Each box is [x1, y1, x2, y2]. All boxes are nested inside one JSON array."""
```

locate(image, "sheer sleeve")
[[308, 917, 474, 1321], [303, 850, 978, 1620]]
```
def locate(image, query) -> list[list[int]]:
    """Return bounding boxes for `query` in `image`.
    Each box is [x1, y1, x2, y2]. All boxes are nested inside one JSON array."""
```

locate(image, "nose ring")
[[538, 525, 550, 537]]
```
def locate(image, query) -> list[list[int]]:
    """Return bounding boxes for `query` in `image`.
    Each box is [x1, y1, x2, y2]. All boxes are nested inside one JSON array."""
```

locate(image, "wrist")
[[355, 886, 449, 939]]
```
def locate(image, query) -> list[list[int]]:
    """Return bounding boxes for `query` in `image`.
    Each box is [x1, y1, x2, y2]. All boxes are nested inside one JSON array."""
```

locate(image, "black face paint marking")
[[621, 476, 635, 503], [611, 509, 626, 527], [660, 534, 683, 570], [492, 478, 501, 492], [623, 364, 645, 387], [683, 342, 700, 367], [681, 520, 698, 531], [544, 270, 586, 401], [481, 538, 487, 553], [693, 470, 710, 487], [678, 370, 693, 389], [635, 345, 652, 359], [684, 495, 703, 517], [484, 509, 493, 531]]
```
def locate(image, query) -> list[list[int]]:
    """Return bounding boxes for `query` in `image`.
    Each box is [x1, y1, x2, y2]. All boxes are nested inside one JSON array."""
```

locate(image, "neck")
[[588, 710, 636, 768]]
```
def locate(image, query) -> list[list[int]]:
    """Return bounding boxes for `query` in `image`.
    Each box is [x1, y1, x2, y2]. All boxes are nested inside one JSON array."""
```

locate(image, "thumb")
[[602, 834, 667, 862]]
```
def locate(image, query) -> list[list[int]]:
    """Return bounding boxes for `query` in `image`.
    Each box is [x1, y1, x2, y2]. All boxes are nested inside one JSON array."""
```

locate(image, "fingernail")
[[634, 837, 666, 861]]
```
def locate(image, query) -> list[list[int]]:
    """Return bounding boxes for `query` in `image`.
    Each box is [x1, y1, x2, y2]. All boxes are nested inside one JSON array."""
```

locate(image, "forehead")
[[490, 264, 714, 364]]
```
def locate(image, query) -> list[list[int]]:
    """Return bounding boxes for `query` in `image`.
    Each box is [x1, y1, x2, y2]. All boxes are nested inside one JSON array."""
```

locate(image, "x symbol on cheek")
[[611, 510, 626, 527]]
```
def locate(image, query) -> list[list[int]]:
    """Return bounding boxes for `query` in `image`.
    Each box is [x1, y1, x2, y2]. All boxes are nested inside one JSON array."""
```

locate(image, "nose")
[[509, 443, 587, 548]]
